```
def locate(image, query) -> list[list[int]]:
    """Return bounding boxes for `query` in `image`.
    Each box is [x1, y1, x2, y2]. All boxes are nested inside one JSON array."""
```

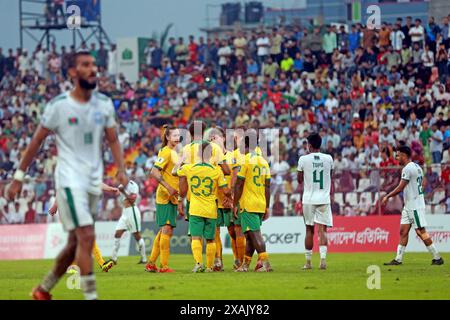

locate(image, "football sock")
[[138, 238, 146, 261], [426, 244, 441, 260], [230, 237, 238, 261], [191, 239, 203, 265], [40, 271, 59, 292], [258, 252, 269, 262], [112, 238, 120, 262], [80, 273, 97, 300], [160, 233, 171, 268], [236, 236, 246, 263], [92, 242, 105, 267], [395, 245, 406, 262], [244, 255, 252, 265], [305, 249, 313, 263], [215, 228, 222, 259], [319, 246, 327, 260], [206, 242, 216, 269], [148, 230, 161, 264]]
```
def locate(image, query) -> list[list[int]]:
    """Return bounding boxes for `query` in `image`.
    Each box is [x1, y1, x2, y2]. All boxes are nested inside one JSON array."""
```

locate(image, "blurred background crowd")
[[1, 15, 450, 224]]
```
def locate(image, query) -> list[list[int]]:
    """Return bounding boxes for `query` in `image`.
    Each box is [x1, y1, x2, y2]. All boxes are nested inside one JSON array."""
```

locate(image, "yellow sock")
[[230, 237, 238, 261], [92, 242, 105, 267], [236, 236, 246, 263], [258, 252, 269, 262], [191, 239, 203, 265], [206, 242, 216, 269], [215, 228, 222, 259], [148, 230, 161, 264], [159, 233, 171, 269], [244, 255, 252, 265]]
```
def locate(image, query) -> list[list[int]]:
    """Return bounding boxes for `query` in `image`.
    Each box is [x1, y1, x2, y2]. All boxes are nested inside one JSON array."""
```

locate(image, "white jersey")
[[297, 152, 334, 205], [401, 162, 426, 210], [41, 91, 116, 195]]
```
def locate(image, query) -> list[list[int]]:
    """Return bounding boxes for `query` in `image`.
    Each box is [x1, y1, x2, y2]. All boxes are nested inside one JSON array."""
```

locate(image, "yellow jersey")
[[237, 152, 271, 214], [154, 146, 179, 205], [177, 163, 228, 219], [217, 150, 233, 209], [181, 141, 225, 201], [181, 140, 224, 165]]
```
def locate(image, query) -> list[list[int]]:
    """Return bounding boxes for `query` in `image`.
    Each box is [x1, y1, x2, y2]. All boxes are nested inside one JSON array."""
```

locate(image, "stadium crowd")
[[1, 15, 450, 224]]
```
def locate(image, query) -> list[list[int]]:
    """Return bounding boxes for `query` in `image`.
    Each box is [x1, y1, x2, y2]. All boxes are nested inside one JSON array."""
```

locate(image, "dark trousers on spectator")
[[432, 151, 442, 164]]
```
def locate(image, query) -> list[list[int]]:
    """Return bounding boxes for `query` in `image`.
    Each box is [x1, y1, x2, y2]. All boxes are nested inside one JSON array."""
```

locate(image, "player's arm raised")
[[7, 125, 51, 200], [105, 127, 128, 186]]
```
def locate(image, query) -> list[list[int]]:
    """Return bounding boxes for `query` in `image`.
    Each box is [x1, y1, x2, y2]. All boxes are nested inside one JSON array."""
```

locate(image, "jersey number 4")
[[313, 170, 324, 190]]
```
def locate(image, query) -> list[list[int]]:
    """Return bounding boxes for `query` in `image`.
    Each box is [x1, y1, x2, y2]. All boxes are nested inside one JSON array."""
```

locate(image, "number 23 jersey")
[[401, 162, 426, 210]]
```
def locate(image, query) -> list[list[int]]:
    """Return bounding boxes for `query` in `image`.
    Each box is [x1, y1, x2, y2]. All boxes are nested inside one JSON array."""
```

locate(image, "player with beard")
[[7, 51, 128, 300]]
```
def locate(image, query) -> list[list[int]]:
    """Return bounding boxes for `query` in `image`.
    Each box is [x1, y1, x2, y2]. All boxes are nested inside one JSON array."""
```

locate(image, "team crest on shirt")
[[68, 117, 78, 125], [93, 111, 103, 125]]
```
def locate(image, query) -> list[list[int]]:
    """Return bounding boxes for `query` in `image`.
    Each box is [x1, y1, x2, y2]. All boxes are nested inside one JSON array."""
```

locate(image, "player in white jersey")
[[382, 146, 443, 266], [7, 52, 128, 300], [297, 133, 334, 270], [111, 180, 147, 265]]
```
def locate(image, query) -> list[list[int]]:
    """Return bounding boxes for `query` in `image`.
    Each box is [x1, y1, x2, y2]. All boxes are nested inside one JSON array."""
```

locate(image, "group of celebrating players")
[[4, 51, 444, 300]]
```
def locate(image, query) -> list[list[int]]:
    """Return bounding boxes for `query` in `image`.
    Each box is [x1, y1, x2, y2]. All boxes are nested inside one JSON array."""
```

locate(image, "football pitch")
[[1, 253, 449, 300]]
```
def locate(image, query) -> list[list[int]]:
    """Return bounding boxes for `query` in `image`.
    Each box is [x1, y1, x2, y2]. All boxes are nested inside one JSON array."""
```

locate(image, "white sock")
[[319, 246, 327, 260], [112, 238, 121, 262], [395, 245, 406, 262], [138, 238, 146, 261], [305, 250, 312, 263], [80, 274, 97, 300], [426, 244, 441, 260]]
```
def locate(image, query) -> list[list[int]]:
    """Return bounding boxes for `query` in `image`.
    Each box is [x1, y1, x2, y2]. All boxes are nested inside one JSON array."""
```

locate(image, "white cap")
[[353, 112, 359, 118]]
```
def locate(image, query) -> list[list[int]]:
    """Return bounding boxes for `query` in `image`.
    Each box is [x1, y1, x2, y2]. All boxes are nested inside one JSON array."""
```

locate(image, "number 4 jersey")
[[401, 162, 426, 210], [297, 153, 334, 205]]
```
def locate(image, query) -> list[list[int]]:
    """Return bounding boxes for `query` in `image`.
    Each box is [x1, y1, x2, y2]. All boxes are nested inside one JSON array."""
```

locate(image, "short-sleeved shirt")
[[237, 152, 271, 213], [297, 153, 334, 205], [177, 163, 227, 219], [154, 146, 179, 205], [40, 91, 116, 195], [181, 141, 224, 201], [401, 162, 426, 210]]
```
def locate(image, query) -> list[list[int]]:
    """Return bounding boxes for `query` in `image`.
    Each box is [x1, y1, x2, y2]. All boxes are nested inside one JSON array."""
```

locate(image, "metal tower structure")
[[19, 0, 111, 50]]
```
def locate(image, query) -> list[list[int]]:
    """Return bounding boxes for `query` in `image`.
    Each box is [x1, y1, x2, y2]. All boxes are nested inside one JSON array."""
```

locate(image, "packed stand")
[[1, 15, 450, 224]]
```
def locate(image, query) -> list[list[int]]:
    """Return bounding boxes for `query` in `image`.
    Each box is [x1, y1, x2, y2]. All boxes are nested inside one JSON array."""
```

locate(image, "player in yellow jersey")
[[233, 129, 272, 272], [145, 125, 181, 273], [207, 127, 236, 271], [47, 183, 120, 273], [177, 141, 231, 272], [174, 121, 230, 234], [229, 126, 250, 269]]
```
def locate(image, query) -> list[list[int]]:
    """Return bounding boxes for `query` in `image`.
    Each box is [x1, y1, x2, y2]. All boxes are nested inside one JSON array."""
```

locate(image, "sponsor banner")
[[44, 222, 131, 259], [322, 216, 400, 252], [94, 222, 131, 257], [407, 215, 450, 253], [44, 223, 68, 259], [117, 38, 139, 84], [0, 224, 47, 260], [129, 220, 190, 256]]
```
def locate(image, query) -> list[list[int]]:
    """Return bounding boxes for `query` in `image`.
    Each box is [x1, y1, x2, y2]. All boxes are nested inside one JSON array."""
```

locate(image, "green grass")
[[1, 253, 449, 300]]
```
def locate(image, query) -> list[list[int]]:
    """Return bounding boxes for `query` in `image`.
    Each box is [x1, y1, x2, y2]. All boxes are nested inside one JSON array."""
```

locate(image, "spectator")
[[430, 123, 444, 163]]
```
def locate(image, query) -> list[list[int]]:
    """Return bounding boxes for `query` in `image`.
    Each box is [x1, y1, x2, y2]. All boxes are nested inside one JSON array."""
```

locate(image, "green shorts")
[[185, 200, 190, 221], [217, 208, 233, 227], [241, 210, 264, 233], [234, 204, 242, 226], [189, 215, 216, 240], [156, 203, 177, 227]]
